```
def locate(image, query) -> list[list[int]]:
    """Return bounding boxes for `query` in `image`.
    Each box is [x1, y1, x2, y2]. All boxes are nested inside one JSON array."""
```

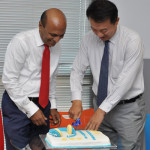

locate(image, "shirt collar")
[[34, 28, 44, 47]]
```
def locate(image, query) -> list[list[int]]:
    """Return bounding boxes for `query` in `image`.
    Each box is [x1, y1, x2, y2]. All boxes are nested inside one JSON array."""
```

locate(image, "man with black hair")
[[69, 0, 146, 149], [2, 8, 67, 150]]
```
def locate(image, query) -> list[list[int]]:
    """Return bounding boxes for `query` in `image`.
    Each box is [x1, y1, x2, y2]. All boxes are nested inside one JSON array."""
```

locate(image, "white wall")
[[111, 0, 150, 59]]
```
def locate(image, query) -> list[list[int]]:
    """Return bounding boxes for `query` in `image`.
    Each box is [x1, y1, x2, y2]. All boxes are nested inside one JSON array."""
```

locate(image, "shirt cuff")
[[99, 100, 113, 113], [50, 99, 57, 109], [23, 101, 39, 118], [71, 91, 82, 100]]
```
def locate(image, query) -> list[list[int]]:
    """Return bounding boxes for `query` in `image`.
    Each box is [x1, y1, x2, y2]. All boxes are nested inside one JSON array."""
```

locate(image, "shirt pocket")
[[111, 60, 124, 79], [27, 57, 41, 73]]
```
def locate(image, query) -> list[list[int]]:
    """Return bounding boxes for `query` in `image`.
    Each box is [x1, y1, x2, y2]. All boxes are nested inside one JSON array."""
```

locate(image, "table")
[[40, 135, 117, 150]]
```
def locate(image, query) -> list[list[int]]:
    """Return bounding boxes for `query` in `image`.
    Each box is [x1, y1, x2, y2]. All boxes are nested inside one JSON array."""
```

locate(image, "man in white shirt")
[[2, 8, 66, 150], [69, 0, 146, 150]]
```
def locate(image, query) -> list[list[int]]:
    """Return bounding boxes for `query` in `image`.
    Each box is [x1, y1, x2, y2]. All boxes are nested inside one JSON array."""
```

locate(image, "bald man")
[[2, 8, 67, 150]]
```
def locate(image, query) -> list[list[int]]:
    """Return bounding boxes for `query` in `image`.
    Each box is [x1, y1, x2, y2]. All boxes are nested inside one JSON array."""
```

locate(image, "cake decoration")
[[72, 118, 82, 129], [78, 130, 88, 139], [45, 124, 111, 148], [86, 130, 96, 140], [49, 124, 76, 138]]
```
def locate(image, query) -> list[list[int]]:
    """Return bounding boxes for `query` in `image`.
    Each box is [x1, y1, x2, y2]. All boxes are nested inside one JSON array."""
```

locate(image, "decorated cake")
[[45, 124, 111, 148]]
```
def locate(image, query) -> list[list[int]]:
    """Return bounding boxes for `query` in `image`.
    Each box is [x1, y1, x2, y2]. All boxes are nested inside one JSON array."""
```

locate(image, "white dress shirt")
[[2, 28, 61, 118], [70, 25, 144, 113]]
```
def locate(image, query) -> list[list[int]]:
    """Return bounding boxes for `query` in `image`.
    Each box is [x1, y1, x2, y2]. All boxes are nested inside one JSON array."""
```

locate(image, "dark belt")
[[118, 94, 143, 105], [29, 97, 39, 103]]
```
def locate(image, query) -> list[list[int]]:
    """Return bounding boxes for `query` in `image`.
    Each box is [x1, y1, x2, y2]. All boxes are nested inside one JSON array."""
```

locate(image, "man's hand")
[[69, 100, 83, 120], [50, 109, 61, 127], [85, 108, 106, 130], [30, 109, 47, 126]]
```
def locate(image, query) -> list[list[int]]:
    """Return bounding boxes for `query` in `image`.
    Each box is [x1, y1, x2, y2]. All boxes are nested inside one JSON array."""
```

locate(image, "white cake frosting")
[[45, 125, 111, 148]]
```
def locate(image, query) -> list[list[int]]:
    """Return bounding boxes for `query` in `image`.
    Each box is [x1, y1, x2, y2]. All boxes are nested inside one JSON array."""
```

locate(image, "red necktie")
[[39, 44, 50, 108]]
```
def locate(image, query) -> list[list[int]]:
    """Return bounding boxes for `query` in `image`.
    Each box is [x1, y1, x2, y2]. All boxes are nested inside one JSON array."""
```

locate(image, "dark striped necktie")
[[97, 41, 109, 106]]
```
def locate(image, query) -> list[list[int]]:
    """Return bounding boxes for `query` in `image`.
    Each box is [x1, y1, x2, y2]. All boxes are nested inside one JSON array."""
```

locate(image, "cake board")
[[40, 134, 117, 150]]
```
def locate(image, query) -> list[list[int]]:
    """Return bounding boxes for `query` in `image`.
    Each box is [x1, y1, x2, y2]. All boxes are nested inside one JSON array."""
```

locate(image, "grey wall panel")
[[143, 59, 150, 114]]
